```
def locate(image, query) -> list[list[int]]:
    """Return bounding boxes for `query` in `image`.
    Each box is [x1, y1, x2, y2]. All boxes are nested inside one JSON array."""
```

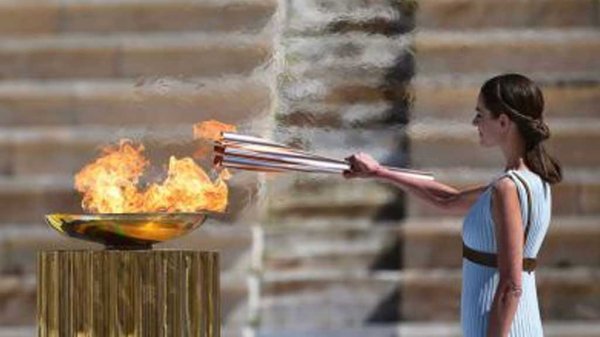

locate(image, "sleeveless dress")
[[461, 169, 552, 337]]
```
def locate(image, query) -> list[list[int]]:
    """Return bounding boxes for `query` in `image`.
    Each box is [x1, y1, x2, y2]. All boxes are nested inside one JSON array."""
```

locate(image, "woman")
[[344, 73, 561, 337]]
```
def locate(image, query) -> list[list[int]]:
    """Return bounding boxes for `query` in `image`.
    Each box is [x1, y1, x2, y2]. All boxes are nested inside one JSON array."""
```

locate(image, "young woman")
[[344, 73, 561, 337]]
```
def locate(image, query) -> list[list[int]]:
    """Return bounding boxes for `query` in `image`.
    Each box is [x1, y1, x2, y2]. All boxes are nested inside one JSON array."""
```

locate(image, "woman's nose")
[[472, 116, 478, 126]]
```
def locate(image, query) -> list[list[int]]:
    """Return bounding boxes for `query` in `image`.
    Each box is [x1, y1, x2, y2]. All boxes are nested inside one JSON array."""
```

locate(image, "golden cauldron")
[[45, 212, 209, 249]]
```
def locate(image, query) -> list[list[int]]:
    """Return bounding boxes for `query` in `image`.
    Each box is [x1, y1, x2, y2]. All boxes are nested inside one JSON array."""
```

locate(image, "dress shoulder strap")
[[505, 171, 533, 246]]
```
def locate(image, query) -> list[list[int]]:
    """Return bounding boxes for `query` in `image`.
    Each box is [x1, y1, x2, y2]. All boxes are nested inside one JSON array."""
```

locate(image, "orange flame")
[[75, 140, 148, 213], [143, 157, 227, 213], [193, 119, 236, 180], [75, 135, 229, 214], [193, 119, 237, 141]]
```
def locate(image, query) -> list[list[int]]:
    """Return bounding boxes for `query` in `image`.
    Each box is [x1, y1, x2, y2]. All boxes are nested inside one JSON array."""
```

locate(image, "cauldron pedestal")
[[37, 250, 220, 337]]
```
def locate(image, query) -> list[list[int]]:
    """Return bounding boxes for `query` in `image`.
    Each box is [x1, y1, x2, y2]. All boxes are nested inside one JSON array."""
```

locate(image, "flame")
[[193, 119, 237, 141], [75, 139, 228, 214], [75, 140, 148, 213], [143, 157, 227, 213], [193, 119, 236, 180]]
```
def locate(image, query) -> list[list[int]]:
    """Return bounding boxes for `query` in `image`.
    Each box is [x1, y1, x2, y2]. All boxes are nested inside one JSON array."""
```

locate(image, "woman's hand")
[[343, 152, 382, 179]]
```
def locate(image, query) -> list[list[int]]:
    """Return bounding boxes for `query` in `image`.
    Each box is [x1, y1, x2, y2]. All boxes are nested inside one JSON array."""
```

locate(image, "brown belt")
[[463, 242, 537, 273]]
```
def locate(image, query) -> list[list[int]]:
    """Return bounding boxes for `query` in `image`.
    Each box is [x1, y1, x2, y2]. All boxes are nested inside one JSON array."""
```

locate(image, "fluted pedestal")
[[37, 250, 220, 337]]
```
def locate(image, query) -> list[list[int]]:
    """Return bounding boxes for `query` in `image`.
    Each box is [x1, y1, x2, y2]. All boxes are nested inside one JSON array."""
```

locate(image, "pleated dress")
[[461, 169, 552, 337]]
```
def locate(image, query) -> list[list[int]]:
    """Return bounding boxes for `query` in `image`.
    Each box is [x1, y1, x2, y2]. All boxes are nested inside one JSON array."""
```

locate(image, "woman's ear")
[[498, 113, 511, 130]]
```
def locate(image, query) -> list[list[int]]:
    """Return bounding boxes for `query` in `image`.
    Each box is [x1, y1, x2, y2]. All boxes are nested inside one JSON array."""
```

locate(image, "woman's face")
[[472, 94, 504, 147]]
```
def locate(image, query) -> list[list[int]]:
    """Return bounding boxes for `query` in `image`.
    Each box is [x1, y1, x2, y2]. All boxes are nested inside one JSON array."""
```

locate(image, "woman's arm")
[[344, 153, 486, 213], [487, 177, 524, 337]]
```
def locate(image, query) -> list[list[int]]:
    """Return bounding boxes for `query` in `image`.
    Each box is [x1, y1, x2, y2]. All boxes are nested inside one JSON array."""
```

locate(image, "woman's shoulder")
[[490, 169, 538, 193], [488, 170, 520, 189], [502, 169, 551, 201], [490, 175, 520, 203]]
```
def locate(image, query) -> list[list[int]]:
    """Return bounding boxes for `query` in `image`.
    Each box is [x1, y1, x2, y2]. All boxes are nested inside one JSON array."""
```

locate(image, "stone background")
[[0, 0, 598, 336]]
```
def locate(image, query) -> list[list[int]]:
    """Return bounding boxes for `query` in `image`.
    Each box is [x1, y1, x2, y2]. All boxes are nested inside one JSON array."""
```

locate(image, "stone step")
[[409, 118, 600, 168], [0, 222, 252, 274], [406, 168, 600, 218], [0, 0, 277, 36], [264, 220, 398, 272], [263, 216, 600, 272], [416, 29, 600, 76], [0, 77, 272, 127], [412, 78, 600, 121], [257, 321, 600, 337], [267, 176, 403, 221], [260, 268, 600, 326], [277, 101, 408, 129], [0, 32, 272, 79], [0, 269, 247, 326], [283, 33, 413, 84], [0, 274, 36, 326], [281, 77, 410, 106], [287, 0, 411, 12], [417, 0, 600, 30], [286, 0, 414, 36], [0, 172, 262, 224], [0, 327, 34, 337]]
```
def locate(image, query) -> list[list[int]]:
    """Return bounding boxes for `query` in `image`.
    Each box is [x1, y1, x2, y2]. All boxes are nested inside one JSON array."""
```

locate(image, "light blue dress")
[[461, 169, 552, 337]]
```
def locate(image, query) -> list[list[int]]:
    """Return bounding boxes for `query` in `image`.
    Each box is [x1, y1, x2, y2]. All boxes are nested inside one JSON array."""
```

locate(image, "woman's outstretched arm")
[[487, 177, 524, 337], [344, 153, 486, 213]]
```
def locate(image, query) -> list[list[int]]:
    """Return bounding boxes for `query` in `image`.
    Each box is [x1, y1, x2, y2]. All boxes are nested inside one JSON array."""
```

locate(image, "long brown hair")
[[480, 74, 562, 184]]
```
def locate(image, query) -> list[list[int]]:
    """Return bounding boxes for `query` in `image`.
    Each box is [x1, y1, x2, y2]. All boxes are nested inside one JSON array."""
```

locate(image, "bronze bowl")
[[45, 213, 209, 250]]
